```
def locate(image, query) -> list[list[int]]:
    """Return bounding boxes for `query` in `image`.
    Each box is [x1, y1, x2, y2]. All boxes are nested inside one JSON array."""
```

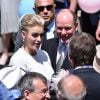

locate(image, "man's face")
[[56, 12, 76, 44], [35, 0, 55, 26], [24, 79, 50, 100], [22, 26, 44, 55]]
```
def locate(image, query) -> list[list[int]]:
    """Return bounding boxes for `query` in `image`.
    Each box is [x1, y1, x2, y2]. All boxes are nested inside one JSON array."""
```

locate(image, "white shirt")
[[9, 48, 54, 81]]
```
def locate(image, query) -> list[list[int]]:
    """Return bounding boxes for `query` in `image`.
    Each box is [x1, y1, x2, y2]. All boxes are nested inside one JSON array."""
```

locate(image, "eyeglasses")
[[32, 88, 49, 96], [36, 5, 53, 12]]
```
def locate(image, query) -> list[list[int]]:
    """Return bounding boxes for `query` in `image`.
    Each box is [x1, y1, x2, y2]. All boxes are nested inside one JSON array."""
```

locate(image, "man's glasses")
[[32, 88, 49, 96], [36, 5, 53, 12]]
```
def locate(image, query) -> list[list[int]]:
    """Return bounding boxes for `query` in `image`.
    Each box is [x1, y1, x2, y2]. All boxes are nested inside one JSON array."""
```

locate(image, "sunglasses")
[[36, 5, 53, 12]]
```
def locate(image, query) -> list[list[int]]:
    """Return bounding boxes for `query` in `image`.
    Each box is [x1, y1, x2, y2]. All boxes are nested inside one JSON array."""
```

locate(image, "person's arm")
[[96, 17, 100, 41], [68, 0, 77, 12]]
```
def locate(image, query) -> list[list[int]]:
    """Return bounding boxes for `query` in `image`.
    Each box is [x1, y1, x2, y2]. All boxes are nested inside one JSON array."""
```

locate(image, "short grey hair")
[[17, 72, 47, 98]]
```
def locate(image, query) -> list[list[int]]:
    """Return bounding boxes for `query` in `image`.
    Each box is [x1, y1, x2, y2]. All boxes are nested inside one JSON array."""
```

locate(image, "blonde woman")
[[9, 14, 54, 81]]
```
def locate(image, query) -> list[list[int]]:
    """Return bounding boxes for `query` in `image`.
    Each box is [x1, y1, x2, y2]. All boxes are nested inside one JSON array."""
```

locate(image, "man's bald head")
[[55, 9, 77, 44], [58, 74, 86, 100], [56, 9, 77, 25]]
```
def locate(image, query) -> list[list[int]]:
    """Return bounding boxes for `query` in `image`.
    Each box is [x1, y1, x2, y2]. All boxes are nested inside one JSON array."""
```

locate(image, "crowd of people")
[[0, 0, 100, 100]]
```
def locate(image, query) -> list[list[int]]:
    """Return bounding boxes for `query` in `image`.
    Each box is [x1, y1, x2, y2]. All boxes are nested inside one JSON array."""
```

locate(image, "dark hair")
[[69, 32, 96, 67]]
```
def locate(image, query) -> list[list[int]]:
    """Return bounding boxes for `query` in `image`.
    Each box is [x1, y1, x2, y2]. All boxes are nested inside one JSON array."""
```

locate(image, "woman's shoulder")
[[9, 48, 28, 64], [37, 49, 49, 57]]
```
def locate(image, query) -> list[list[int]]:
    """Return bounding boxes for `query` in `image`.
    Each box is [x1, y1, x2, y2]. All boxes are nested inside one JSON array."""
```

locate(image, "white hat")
[[93, 45, 100, 73]]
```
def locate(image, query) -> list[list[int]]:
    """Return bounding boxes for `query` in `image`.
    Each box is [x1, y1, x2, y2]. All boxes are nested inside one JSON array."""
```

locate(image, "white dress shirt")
[[46, 19, 56, 40], [9, 48, 54, 81]]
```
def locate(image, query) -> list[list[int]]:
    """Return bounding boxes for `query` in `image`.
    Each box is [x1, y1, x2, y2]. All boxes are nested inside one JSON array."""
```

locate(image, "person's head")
[[17, 72, 50, 100], [57, 74, 86, 100], [19, 14, 44, 55], [35, 0, 56, 26], [68, 32, 96, 67], [56, 9, 77, 44]]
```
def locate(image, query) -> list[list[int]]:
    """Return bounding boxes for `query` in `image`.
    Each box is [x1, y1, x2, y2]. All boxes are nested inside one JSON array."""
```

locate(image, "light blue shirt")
[[57, 41, 67, 63]]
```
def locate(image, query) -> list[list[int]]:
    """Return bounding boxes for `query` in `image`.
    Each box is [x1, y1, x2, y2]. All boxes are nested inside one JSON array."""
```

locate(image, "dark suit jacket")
[[41, 38, 72, 72], [73, 67, 100, 100]]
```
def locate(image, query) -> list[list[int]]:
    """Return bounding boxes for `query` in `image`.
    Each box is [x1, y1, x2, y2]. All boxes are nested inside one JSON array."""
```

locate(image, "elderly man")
[[17, 72, 50, 100], [41, 9, 77, 72], [57, 74, 86, 100]]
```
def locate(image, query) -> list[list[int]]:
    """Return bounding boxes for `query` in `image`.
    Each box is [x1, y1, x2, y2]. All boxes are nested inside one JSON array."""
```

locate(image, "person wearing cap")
[[93, 45, 100, 73], [9, 14, 54, 82]]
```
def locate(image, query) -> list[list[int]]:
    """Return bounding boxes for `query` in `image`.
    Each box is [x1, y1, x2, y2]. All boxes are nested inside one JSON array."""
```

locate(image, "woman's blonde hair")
[[19, 14, 44, 32]]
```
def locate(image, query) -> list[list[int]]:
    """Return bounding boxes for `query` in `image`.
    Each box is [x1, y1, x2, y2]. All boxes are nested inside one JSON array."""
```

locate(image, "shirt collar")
[[74, 65, 93, 70], [47, 19, 55, 32], [58, 40, 67, 48], [58, 40, 68, 53]]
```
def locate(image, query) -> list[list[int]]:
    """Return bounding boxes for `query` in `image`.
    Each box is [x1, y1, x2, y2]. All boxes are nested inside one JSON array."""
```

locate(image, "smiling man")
[[41, 9, 77, 72]]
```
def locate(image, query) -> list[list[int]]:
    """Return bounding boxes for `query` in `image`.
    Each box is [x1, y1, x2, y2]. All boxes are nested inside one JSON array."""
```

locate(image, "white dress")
[[9, 48, 54, 81], [1, 0, 20, 34]]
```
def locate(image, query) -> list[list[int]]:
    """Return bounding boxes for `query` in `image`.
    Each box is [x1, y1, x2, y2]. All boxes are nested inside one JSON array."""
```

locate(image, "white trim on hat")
[[93, 45, 100, 73]]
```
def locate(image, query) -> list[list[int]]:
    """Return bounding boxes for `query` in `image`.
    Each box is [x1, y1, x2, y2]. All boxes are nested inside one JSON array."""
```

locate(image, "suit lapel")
[[62, 54, 70, 69], [51, 38, 59, 72]]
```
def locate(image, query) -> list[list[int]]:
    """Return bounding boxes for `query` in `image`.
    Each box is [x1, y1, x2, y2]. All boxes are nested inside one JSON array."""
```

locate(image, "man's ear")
[[53, 4, 56, 14], [54, 3, 56, 8], [56, 91, 62, 100], [75, 22, 78, 32], [23, 90, 31, 99], [68, 51, 74, 67]]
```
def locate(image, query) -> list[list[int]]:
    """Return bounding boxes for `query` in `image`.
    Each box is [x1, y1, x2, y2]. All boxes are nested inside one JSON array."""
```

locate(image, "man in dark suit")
[[68, 32, 100, 100], [41, 9, 78, 72]]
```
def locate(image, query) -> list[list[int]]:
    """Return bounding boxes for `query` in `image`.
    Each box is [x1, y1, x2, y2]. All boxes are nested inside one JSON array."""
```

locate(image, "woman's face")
[[22, 26, 44, 55]]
